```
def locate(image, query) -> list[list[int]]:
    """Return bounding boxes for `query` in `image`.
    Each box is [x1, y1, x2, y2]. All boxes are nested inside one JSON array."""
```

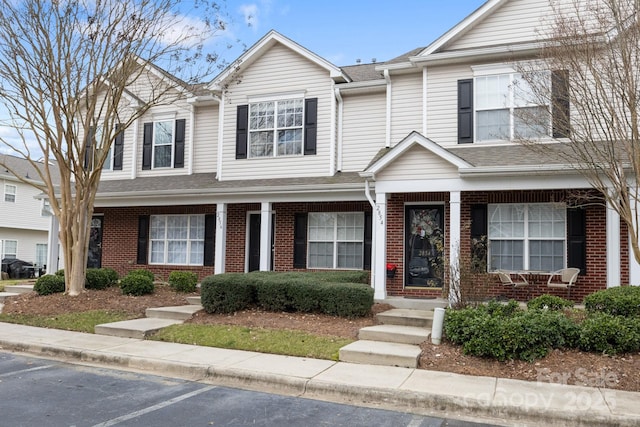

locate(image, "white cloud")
[[240, 4, 259, 30]]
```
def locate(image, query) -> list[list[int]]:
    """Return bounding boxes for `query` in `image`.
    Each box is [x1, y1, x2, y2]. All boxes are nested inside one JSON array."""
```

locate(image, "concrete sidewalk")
[[0, 322, 637, 427]]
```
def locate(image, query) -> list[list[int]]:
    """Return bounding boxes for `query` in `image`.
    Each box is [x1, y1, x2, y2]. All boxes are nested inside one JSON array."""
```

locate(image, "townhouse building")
[[61, 0, 638, 302]]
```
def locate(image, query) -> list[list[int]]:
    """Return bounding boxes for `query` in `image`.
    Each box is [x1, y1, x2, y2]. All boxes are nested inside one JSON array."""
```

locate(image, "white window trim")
[[1, 239, 18, 259], [307, 212, 365, 270], [472, 66, 552, 143], [4, 183, 16, 203], [248, 90, 306, 103], [149, 214, 204, 266], [488, 203, 566, 271], [248, 98, 305, 158], [152, 119, 175, 169]]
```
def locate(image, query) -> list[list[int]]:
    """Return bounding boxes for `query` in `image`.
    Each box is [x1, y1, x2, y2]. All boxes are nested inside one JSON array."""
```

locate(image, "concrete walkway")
[[0, 322, 637, 427]]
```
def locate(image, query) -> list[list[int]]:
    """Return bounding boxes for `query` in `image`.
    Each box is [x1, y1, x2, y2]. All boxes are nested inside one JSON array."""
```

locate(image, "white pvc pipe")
[[431, 307, 446, 345]]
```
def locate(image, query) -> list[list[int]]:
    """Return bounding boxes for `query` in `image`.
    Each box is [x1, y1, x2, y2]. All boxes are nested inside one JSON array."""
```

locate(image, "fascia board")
[[410, 42, 541, 66]]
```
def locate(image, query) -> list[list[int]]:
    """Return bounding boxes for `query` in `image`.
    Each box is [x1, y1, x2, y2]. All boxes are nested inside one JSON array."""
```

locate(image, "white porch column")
[[46, 215, 60, 274], [606, 199, 621, 287], [214, 203, 227, 274], [259, 202, 273, 271], [449, 191, 462, 303], [373, 192, 387, 300], [629, 194, 640, 286]]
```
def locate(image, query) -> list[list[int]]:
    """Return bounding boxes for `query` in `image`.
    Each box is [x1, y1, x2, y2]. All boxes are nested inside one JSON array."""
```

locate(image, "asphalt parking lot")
[[0, 352, 503, 427]]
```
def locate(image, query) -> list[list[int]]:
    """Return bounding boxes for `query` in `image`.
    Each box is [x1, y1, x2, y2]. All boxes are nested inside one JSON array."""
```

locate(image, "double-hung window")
[[4, 184, 16, 203], [249, 99, 303, 157], [149, 215, 204, 265], [488, 203, 565, 271], [1, 240, 17, 259], [475, 69, 550, 142], [308, 212, 364, 269], [153, 120, 174, 168]]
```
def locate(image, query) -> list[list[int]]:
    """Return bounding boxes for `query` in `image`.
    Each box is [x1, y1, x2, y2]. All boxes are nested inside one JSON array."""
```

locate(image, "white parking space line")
[[92, 385, 216, 427], [0, 364, 56, 377], [407, 415, 425, 427]]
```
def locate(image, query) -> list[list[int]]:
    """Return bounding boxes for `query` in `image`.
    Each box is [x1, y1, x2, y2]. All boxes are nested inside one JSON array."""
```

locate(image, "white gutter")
[[364, 179, 376, 211], [458, 163, 577, 176], [384, 69, 392, 148], [335, 87, 344, 172]]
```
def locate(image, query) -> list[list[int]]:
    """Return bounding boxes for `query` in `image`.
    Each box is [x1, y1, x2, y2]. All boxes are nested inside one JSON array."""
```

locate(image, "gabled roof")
[[0, 154, 60, 185], [209, 30, 351, 91], [360, 132, 472, 178]]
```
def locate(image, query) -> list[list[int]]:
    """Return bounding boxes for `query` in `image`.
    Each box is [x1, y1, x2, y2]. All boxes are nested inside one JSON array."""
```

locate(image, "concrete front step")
[[339, 340, 422, 369], [3, 284, 34, 294], [358, 324, 430, 345], [376, 308, 434, 328], [0, 292, 21, 302], [95, 318, 183, 339], [145, 304, 203, 320], [186, 296, 201, 305]]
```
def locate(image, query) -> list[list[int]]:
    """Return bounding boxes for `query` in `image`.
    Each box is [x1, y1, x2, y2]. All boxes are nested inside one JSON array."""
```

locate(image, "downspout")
[[384, 69, 392, 148], [364, 178, 377, 291], [422, 67, 428, 136], [188, 104, 195, 175], [329, 82, 337, 175], [131, 119, 139, 180], [216, 92, 225, 180], [334, 86, 344, 172]]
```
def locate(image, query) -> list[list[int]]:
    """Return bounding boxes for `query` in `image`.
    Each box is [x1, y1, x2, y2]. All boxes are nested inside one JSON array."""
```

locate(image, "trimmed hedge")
[[200, 271, 373, 318], [578, 313, 640, 354], [127, 269, 155, 282], [120, 272, 154, 296], [584, 286, 640, 317], [34, 274, 65, 295], [101, 268, 120, 286], [168, 271, 198, 293]]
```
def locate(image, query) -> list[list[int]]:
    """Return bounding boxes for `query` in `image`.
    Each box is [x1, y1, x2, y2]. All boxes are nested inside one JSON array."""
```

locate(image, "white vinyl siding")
[[0, 181, 50, 231], [341, 91, 386, 172], [390, 73, 423, 144], [192, 104, 219, 173], [376, 145, 459, 181], [425, 64, 472, 146], [446, 0, 553, 51], [221, 44, 331, 180]]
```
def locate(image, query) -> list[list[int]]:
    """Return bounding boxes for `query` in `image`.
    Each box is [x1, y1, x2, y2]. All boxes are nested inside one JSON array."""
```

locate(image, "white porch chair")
[[546, 268, 580, 298]]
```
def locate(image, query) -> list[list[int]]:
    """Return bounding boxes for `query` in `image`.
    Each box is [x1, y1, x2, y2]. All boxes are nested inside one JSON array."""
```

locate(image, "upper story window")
[[85, 124, 124, 171], [142, 117, 186, 170], [475, 72, 550, 142], [488, 203, 566, 272], [4, 184, 16, 203], [458, 67, 568, 144], [249, 99, 303, 157], [236, 97, 317, 159]]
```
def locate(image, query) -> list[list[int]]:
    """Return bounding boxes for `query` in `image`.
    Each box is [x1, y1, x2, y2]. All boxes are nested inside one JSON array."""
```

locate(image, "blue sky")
[[212, 0, 487, 67]]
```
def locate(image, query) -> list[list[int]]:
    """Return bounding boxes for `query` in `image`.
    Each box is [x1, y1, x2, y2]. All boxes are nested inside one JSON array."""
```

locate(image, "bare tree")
[[0, 0, 230, 295], [516, 0, 640, 265]]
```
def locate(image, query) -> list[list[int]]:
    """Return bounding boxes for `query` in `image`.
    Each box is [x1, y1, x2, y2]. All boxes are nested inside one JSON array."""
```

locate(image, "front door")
[[247, 213, 275, 272], [405, 205, 444, 288], [87, 216, 103, 268]]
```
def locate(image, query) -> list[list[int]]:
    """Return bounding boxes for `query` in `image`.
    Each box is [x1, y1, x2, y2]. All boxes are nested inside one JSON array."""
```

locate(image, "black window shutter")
[[142, 123, 153, 170], [458, 79, 474, 144], [113, 124, 124, 170], [304, 98, 317, 155], [567, 207, 586, 275], [293, 213, 308, 268], [174, 119, 185, 168], [84, 126, 95, 170], [236, 105, 248, 159], [363, 211, 372, 270], [552, 70, 570, 139], [203, 214, 216, 266], [470, 204, 488, 271], [136, 215, 150, 264]]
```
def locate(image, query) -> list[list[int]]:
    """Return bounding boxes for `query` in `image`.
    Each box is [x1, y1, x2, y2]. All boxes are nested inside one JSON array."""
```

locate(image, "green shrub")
[[34, 274, 65, 295], [287, 281, 321, 313], [101, 268, 119, 286], [54, 269, 64, 277], [255, 279, 291, 312], [127, 269, 155, 282], [200, 273, 256, 314], [120, 272, 154, 296], [444, 303, 580, 362], [578, 313, 640, 354], [527, 294, 574, 311], [168, 271, 198, 293], [317, 282, 374, 318], [584, 286, 640, 317], [85, 268, 111, 290]]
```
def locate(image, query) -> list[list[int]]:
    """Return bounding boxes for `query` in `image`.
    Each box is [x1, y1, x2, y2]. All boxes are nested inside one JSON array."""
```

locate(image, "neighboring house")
[[63, 0, 638, 302], [1, 155, 60, 273]]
